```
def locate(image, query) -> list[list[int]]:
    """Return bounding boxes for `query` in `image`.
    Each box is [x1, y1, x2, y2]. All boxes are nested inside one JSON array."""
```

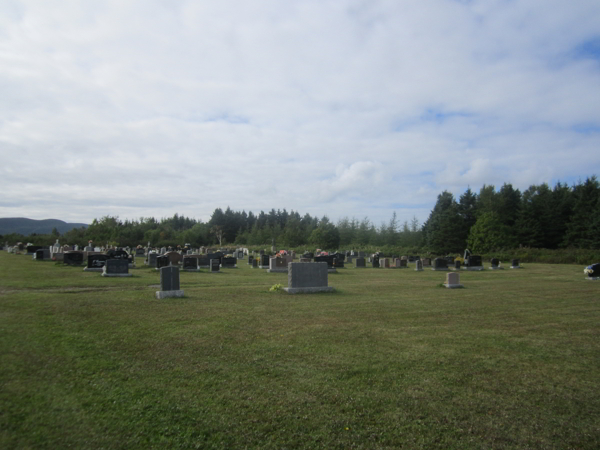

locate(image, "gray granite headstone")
[[156, 266, 184, 299], [355, 257, 366, 268], [284, 262, 334, 294], [210, 259, 220, 273]]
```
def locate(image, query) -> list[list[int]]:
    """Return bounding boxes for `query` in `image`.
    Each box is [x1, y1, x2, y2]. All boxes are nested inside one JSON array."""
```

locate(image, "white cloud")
[[1, 0, 600, 228]]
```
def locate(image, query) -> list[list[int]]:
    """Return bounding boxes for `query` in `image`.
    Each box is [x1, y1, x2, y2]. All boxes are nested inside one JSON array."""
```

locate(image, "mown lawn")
[[1, 252, 599, 449]]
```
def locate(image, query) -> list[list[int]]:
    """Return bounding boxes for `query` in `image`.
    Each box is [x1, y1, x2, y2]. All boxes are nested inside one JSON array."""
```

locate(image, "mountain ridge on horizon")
[[0, 217, 89, 236]]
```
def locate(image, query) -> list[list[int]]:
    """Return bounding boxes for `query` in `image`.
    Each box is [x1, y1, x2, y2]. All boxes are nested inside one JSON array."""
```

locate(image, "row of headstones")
[[154, 261, 336, 298]]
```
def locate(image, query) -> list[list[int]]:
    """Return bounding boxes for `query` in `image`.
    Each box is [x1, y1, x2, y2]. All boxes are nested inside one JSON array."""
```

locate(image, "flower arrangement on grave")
[[269, 283, 284, 292], [583, 265, 598, 276]]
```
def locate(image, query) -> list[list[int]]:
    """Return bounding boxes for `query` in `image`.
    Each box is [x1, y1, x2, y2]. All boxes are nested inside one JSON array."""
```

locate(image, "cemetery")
[[1, 247, 599, 449]]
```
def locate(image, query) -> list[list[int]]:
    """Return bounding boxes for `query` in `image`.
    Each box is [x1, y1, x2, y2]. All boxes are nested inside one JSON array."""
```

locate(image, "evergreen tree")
[[424, 191, 465, 254], [468, 212, 515, 253], [563, 177, 600, 248]]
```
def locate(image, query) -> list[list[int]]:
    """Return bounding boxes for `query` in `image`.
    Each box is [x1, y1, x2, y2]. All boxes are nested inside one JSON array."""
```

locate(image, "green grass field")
[[1, 252, 599, 449]]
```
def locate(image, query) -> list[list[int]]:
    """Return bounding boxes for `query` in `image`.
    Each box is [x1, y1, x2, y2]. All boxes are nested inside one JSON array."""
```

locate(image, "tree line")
[[3, 177, 599, 253]]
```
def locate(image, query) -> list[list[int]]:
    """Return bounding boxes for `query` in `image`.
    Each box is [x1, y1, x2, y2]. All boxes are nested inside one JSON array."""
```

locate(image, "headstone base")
[[432, 268, 449, 271], [355, 266, 366, 269], [155, 290, 185, 299], [83, 267, 103, 272], [415, 268, 424, 271], [328, 268, 337, 273], [283, 287, 335, 294], [102, 273, 133, 277], [258, 265, 269, 269], [444, 283, 464, 289], [510, 266, 523, 269], [585, 277, 600, 281], [489, 267, 503, 270], [463, 266, 484, 271], [267, 268, 288, 273]]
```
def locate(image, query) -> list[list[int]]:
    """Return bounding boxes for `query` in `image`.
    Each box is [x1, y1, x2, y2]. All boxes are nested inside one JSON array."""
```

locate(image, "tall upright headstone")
[[415, 260, 423, 271], [156, 266, 184, 298]]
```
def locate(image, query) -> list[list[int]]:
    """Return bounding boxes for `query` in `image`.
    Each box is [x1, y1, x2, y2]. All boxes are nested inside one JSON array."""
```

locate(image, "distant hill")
[[0, 218, 88, 236]]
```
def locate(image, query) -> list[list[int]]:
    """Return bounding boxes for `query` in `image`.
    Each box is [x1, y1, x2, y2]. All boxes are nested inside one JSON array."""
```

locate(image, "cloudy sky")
[[1, 0, 599, 227]]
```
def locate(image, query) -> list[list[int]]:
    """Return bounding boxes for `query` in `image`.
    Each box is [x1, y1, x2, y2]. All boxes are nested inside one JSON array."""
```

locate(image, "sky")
[[1, 0, 600, 227]]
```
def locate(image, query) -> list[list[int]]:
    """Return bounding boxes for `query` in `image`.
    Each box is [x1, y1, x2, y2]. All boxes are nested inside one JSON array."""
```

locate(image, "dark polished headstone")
[[156, 255, 169, 269], [64, 251, 84, 265], [433, 258, 449, 270], [161, 266, 180, 291], [221, 257, 237, 268], [102, 259, 131, 277]]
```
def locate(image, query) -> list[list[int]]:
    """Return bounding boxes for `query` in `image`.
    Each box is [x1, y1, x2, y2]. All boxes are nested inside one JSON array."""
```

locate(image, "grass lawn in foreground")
[[1, 252, 599, 449]]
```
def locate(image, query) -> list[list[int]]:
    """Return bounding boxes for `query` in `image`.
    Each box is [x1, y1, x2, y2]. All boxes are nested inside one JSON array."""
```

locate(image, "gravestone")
[[147, 253, 158, 267], [284, 262, 335, 294], [372, 256, 380, 268], [415, 260, 424, 271], [84, 254, 109, 272], [422, 258, 431, 267], [197, 255, 210, 268], [510, 259, 522, 269], [584, 263, 600, 280], [259, 254, 270, 269], [454, 260, 461, 270], [333, 258, 344, 269], [34, 249, 50, 261], [268, 257, 289, 273], [464, 255, 484, 271], [135, 248, 145, 256], [26, 245, 43, 255], [63, 251, 84, 266], [102, 259, 132, 277], [302, 252, 314, 259], [164, 251, 183, 266], [445, 256, 455, 264], [432, 258, 449, 271], [207, 252, 223, 265], [399, 259, 408, 268], [248, 255, 254, 265], [315, 255, 336, 272], [252, 258, 258, 268], [489, 258, 502, 270], [182, 256, 200, 272], [210, 259, 221, 273], [355, 257, 366, 268], [156, 266, 184, 299], [444, 272, 464, 289], [155, 255, 169, 270], [380, 258, 390, 268], [221, 257, 237, 268]]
